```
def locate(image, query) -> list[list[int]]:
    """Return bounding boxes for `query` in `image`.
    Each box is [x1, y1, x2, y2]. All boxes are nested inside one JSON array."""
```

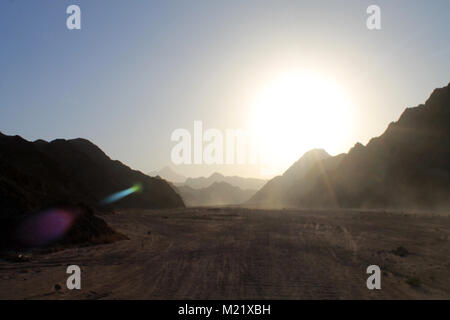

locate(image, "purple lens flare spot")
[[17, 209, 77, 247]]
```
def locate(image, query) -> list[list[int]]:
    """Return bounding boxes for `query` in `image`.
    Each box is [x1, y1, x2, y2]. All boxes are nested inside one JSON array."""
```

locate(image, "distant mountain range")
[[149, 166, 187, 183], [183, 172, 267, 190], [150, 168, 267, 207], [248, 83, 450, 211], [176, 182, 256, 207]]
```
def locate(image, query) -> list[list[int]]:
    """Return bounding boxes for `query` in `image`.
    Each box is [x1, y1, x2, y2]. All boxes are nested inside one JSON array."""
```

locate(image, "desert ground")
[[0, 208, 449, 300]]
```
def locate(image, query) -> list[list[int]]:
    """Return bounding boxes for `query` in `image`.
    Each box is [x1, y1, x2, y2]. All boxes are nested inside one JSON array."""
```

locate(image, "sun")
[[249, 71, 353, 175]]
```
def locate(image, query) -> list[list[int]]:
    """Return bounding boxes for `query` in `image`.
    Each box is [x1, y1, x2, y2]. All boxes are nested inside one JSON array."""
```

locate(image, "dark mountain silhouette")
[[176, 182, 256, 207], [184, 172, 266, 190], [247, 83, 450, 211], [0, 134, 184, 216], [246, 149, 334, 208], [149, 166, 186, 183], [0, 134, 184, 249]]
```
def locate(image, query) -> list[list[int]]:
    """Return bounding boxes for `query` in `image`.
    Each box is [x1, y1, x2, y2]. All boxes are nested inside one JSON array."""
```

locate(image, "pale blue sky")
[[1, 0, 449, 178]]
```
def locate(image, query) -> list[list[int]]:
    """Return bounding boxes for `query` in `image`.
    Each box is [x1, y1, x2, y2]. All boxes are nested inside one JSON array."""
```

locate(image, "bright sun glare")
[[250, 71, 353, 175]]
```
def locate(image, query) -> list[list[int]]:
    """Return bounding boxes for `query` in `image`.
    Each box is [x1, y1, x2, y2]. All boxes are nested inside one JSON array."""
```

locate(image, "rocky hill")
[[0, 134, 184, 249]]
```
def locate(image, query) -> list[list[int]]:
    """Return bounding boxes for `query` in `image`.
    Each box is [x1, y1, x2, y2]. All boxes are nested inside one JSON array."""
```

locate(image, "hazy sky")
[[1, 0, 449, 178]]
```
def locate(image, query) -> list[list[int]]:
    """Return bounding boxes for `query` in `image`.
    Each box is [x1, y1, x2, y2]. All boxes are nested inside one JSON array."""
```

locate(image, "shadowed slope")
[[247, 149, 333, 208]]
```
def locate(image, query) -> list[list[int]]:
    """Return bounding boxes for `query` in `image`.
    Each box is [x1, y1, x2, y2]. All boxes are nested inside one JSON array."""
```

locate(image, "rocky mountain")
[[149, 166, 186, 183], [247, 83, 450, 211], [184, 172, 266, 190], [176, 182, 256, 207], [246, 149, 334, 208], [0, 134, 184, 216], [0, 134, 184, 249]]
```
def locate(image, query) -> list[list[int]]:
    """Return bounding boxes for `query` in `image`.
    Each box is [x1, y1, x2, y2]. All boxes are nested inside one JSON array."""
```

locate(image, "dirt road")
[[1, 208, 449, 299]]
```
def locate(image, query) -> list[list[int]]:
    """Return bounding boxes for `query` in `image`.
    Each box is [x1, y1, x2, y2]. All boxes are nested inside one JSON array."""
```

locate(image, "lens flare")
[[101, 183, 142, 205], [17, 209, 77, 247]]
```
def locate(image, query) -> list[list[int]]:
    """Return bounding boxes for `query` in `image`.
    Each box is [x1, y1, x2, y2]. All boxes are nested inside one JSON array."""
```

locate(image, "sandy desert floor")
[[0, 208, 449, 300]]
